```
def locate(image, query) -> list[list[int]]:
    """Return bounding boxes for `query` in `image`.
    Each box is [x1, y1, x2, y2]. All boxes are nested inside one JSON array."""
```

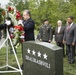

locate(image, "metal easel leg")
[[0, 29, 23, 75]]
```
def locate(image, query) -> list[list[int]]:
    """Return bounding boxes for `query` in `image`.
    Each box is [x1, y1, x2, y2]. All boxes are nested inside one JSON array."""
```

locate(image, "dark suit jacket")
[[0, 24, 6, 30], [55, 26, 65, 42], [23, 18, 35, 41], [40, 24, 53, 42], [63, 23, 76, 45], [0, 22, 13, 32]]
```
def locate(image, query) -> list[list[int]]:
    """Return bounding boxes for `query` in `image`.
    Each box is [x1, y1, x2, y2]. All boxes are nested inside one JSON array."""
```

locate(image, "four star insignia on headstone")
[[27, 48, 48, 60]]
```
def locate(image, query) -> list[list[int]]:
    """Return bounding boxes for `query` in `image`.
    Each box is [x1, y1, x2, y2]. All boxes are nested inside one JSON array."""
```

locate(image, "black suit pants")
[[56, 42, 65, 57], [66, 44, 75, 63]]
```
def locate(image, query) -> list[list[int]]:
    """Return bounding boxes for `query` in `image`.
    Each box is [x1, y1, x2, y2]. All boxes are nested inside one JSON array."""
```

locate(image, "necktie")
[[67, 25, 70, 31]]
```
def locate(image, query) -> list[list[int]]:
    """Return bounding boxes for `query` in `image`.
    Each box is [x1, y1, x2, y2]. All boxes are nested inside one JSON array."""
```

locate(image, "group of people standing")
[[0, 9, 76, 65], [39, 16, 76, 64]]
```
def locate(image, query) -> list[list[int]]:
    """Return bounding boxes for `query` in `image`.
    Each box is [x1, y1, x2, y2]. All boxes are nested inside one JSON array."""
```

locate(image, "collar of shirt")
[[58, 26, 61, 28], [70, 22, 73, 27], [44, 24, 48, 26]]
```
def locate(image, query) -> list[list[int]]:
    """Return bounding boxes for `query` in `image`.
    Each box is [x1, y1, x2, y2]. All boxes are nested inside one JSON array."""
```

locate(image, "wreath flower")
[[6, 6, 25, 47]]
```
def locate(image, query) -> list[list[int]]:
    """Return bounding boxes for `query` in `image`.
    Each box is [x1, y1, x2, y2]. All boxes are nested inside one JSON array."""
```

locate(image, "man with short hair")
[[23, 10, 35, 41], [40, 19, 53, 43], [63, 16, 76, 64], [21, 10, 35, 69]]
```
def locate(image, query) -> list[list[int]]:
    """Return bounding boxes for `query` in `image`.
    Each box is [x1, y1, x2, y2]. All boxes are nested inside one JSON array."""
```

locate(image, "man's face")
[[23, 12, 28, 20], [44, 21, 48, 25], [57, 22, 62, 26], [67, 18, 73, 24]]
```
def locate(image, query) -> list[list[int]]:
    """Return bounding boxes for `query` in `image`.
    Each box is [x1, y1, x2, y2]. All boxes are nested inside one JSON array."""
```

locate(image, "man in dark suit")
[[63, 16, 76, 64], [22, 10, 35, 69], [40, 19, 53, 43], [23, 10, 35, 41], [55, 20, 65, 57]]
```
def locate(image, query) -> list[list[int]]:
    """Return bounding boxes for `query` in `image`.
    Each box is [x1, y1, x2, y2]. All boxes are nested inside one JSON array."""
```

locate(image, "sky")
[[0, 0, 9, 8]]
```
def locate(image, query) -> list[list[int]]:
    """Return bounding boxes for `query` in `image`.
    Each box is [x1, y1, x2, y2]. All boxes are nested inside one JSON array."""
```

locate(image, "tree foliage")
[[0, 8, 4, 23], [7, 0, 76, 29]]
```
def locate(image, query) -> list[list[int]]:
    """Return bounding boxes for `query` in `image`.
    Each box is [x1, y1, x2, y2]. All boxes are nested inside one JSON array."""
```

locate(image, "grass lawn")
[[0, 46, 22, 75], [64, 56, 76, 75], [0, 45, 76, 75]]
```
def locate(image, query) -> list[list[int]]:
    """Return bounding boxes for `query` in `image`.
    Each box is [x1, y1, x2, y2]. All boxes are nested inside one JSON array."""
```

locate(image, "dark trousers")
[[75, 46, 76, 56], [66, 44, 75, 63], [56, 42, 65, 57], [66, 46, 68, 56]]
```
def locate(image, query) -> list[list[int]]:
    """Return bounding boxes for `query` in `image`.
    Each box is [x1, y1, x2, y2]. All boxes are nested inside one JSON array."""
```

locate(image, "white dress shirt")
[[70, 22, 73, 27], [58, 26, 61, 33]]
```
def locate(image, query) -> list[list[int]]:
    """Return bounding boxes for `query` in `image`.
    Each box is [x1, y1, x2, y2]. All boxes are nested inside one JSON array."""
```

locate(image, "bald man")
[[55, 20, 65, 57]]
